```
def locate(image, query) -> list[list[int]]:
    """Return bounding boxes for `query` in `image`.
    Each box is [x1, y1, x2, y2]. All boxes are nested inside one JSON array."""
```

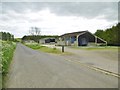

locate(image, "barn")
[[60, 31, 107, 46], [39, 38, 56, 44]]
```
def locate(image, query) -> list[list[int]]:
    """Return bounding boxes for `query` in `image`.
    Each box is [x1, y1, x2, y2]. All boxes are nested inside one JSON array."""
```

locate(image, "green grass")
[[70, 46, 119, 51], [15, 38, 21, 42], [38, 46, 63, 54], [0, 74, 2, 89], [25, 43, 71, 55], [26, 43, 43, 50], [2, 41, 16, 75], [1, 41, 16, 88]]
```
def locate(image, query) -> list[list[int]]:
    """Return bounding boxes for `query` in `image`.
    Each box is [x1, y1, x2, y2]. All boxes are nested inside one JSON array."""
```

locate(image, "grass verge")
[[1, 41, 16, 88], [69, 46, 119, 51], [25, 43, 71, 55]]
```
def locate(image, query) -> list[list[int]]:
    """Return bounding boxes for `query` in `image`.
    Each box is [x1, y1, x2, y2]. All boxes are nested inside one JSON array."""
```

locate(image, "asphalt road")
[[6, 43, 118, 88], [43, 44, 118, 74]]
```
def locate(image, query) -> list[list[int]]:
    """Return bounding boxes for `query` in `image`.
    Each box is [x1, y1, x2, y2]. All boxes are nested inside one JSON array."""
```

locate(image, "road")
[[6, 43, 118, 88], [43, 44, 118, 74]]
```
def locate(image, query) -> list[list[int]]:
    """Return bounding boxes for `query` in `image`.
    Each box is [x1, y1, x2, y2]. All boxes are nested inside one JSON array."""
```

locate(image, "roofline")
[[77, 31, 88, 37], [60, 30, 88, 37]]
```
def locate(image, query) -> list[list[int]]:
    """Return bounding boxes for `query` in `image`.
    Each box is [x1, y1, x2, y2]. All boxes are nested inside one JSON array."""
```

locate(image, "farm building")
[[39, 38, 56, 44], [59, 31, 107, 46], [23, 40, 35, 43]]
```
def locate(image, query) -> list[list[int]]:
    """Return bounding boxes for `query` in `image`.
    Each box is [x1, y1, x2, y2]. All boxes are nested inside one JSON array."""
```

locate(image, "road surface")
[[43, 44, 118, 74], [6, 43, 118, 88]]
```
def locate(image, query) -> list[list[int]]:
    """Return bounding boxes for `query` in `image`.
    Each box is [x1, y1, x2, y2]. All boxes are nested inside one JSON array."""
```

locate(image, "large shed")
[[39, 38, 56, 44], [60, 31, 107, 46]]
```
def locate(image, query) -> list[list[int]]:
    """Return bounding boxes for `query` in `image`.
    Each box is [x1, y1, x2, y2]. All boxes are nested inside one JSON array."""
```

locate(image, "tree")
[[35, 27, 41, 35], [94, 30, 104, 39], [0, 32, 14, 41], [29, 27, 41, 36], [94, 23, 120, 46]]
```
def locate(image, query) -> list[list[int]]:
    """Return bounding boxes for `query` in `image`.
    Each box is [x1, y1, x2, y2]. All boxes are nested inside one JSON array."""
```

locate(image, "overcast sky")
[[0, 1, 119, 38]]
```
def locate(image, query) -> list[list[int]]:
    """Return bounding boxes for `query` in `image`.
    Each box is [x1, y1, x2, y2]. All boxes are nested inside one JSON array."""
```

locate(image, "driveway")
[[6, 44, 118, 88]]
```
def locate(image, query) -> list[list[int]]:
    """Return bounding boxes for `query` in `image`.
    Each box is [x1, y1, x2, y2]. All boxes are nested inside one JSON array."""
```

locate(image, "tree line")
[[94, 23, 120, 46], [0, 32, 14, 41], [22, 35, 59, 43]]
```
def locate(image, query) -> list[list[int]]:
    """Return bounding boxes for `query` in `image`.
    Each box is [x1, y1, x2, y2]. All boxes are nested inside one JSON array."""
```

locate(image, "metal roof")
[[60, 30, 88, 37]]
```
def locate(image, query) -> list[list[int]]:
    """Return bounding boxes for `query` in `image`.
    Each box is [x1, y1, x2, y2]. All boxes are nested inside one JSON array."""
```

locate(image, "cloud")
[[0, 2, 118, 38], [2, 2, 118, 21], [1, 0, 120, 2]]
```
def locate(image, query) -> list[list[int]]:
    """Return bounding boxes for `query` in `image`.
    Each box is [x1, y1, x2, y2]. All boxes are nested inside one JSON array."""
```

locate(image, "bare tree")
[[29, 27, 41, 36], [29, 27, 34, 35], [34, 27, 41, 35]]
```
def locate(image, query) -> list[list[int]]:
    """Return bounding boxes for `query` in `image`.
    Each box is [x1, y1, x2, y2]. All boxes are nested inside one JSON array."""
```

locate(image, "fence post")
[[62, 45, 64, 52]]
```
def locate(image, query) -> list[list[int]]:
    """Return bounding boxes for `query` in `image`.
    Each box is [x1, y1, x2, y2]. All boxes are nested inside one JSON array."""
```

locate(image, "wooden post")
[[106, 41, 107, 46], [76, 35, 79, 46], [62, 45, 64, 52], [95, 36, 97, 46], [70, 37, 72, 46]]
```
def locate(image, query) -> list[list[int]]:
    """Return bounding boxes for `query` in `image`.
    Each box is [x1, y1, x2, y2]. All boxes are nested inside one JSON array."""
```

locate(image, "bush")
[[1, 41, 16, 75]]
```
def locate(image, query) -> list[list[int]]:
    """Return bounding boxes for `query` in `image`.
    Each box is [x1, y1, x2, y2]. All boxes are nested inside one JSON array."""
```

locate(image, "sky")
[[0, 1, 119, 38]]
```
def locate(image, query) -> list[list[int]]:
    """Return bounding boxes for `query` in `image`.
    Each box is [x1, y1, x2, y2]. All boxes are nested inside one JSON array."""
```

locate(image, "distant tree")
[[35, 27, 41, 35], [94, 23, 120, 46], [22, 35, 59, 43], [0, 32, 14, 41], [94, 30, 105, 39], [0, 32, 2, 40], [29, 27, 41, 36]]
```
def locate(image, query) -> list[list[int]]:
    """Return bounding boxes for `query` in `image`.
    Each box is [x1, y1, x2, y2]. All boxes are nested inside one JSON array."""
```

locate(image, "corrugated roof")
[[60, 30, 88, 37]]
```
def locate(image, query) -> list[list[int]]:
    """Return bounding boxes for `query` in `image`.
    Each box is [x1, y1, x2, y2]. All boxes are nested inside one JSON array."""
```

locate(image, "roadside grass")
[[0, 74, 2, 89], [25, 43, 71, 55], [69, 46, 119, 51], [25, 43, 43, 50], [39, 46, 62, 54], [0, 40, 2, 89], [0, 40, 16, 88]]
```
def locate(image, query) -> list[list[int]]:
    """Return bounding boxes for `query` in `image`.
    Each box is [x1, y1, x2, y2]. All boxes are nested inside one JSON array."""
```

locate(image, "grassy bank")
[[69, 46, 119, 51], [25, 43, 69, 54], [0, 40, 16, 88]]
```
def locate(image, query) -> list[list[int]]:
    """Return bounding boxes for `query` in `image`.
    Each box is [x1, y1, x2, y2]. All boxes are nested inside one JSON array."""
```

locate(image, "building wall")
[[39, 39, 45, 44], [63, 36, 77, 46], [77, 32, 106, 46], [78, 32, 91, 46], [39, 38, 56, 44]]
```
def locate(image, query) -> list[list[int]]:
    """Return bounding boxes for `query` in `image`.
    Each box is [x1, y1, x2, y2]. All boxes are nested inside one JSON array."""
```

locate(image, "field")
[[0, 40, 16, 88]]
